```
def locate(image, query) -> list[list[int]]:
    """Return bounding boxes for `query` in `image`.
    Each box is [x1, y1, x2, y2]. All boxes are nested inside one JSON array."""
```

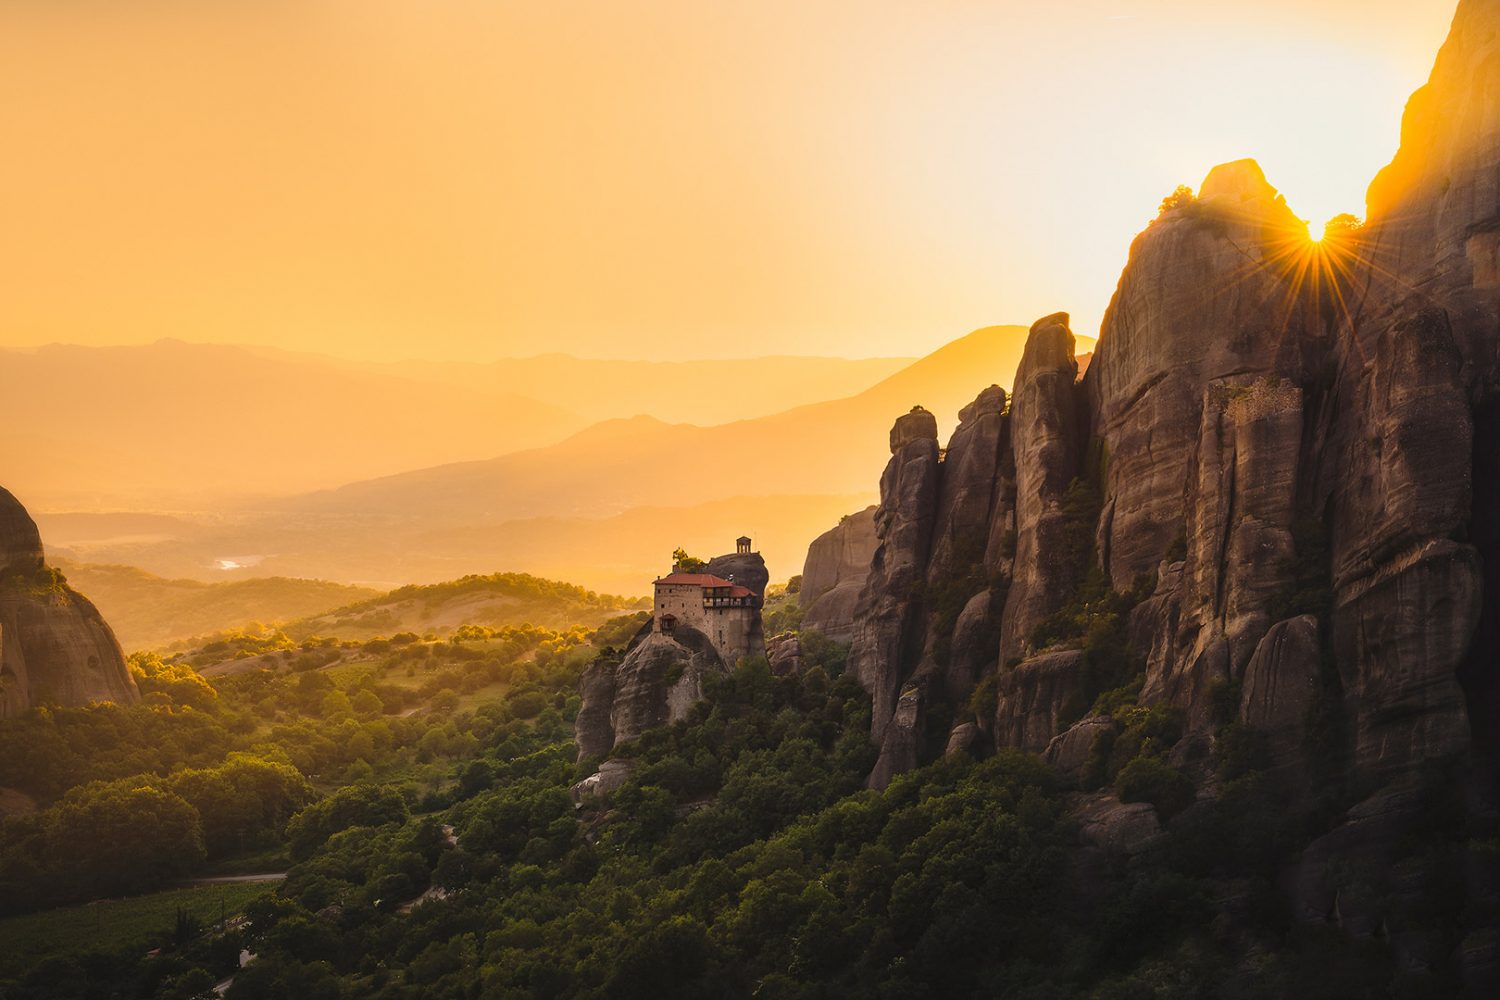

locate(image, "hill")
[[284, 572, 649, 641], [54, 561, 381, 651]]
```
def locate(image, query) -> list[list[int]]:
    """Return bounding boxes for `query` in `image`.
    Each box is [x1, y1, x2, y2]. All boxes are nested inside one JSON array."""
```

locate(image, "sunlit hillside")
[[53, 561, 382, 651]]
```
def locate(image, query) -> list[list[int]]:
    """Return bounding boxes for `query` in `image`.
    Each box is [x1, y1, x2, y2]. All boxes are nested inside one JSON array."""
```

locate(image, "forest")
[[0, 594, 1482, 1000]]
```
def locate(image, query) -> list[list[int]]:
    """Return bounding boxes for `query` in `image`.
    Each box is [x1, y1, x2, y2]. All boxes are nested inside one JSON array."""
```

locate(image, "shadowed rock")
[[848, 407, 942, 742], [998, 315, 1083, 665], [800, 507, 878, 644], [0, 487, 137, 717]]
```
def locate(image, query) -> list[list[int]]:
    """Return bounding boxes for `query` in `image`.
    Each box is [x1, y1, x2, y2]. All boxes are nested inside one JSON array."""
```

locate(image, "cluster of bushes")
[[0, 754, 312, 911], [0, 565, 72, 600]]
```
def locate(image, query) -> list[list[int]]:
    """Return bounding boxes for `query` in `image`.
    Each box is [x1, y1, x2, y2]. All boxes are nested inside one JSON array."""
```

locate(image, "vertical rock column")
[[917, 385, 1010, 703], [998, 314, 1084, 665], [847, 407, 941, 744]]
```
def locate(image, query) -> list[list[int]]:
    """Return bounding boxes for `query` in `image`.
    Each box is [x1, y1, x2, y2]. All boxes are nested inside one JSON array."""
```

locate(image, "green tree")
[[285, 784, 409, 861], [47, 783, 205, 897]]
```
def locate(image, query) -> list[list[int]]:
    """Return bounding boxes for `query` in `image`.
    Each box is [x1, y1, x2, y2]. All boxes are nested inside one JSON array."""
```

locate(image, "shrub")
[[1156, 184, 1196, 219], [1214, 723, 1271, 780], [1116, 756, 1195, 820]]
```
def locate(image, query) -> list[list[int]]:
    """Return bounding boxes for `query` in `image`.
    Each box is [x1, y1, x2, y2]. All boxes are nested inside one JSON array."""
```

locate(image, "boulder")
[[570, 759, 635, 804], [1045, 715, 1115, 782], [944, 720, 979, 758], [1074, 791, 1164, 856], [767, 633, 801, 675]]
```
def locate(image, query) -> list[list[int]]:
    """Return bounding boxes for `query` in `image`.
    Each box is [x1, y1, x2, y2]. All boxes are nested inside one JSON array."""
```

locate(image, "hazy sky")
[[0, 1, 1457, 362]]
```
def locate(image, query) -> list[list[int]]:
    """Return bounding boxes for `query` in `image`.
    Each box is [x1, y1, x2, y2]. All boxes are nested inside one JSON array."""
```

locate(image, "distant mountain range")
[[26, 324, 1091, 594], [281, 325, 1069, 522], [0, 340, 910, 507]]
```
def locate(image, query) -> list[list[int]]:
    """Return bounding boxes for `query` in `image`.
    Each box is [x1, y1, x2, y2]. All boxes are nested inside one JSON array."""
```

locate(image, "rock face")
[[1089, 160, 1314, 593], [0, 489, 44, 576], [576, 627, 727, 759], [998, 317, 1082, 665], [1238, 615, 1322, 769], [831, 319, 1089, 770], [800, 506, 878, 643], [795, 11, 1500, 945], [993, 651, 1085, 754], [847, 407, 942, 743], [0, 487, 137, 717]]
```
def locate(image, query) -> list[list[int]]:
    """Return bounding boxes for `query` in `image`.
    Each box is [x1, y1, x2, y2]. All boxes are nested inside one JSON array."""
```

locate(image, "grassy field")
[[0, 881, 275, 978]]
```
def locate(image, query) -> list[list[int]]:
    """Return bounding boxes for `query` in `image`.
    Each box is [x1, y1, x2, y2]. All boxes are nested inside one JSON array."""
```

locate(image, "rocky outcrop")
[[575, 540, 767, 759], [570, 759, 634, 803], [0, 488, 137, 718], [1141, 376, 1307, 729], [703, 551, 770, 604], [1087, 161, 1313, 592], [867, 685, 923, 791], [767, 632, 801, 675], [992, 651, 1085, 754], [577, 627, 726, 758], [1238, 615, 1322, 769], [574, 658, 619, 760], [998, 315, 1083, 665], [918, 385, 1011, 702], [1074, 791, 1164, 856], [926, 386, 1009, 583], [797, 0, 1500, 859], [0, 489, 43, 576], [1044, 715, 1115, 781], [800, 506, 877, 643], [847, 407, 941, 742]]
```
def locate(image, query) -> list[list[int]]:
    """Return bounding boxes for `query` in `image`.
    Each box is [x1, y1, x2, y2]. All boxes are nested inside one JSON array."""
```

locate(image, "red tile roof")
[[654, 573, 736, 588]]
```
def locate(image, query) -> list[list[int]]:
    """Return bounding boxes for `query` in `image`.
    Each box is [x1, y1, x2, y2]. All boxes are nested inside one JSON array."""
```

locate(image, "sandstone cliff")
[[798, 7, 1500, 972], [799, 506, 877, 644], [0, 487, 137, 717]]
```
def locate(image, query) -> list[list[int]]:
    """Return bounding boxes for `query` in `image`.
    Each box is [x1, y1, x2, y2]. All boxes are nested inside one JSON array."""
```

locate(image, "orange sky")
[[0, 0, 1457, 363]]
